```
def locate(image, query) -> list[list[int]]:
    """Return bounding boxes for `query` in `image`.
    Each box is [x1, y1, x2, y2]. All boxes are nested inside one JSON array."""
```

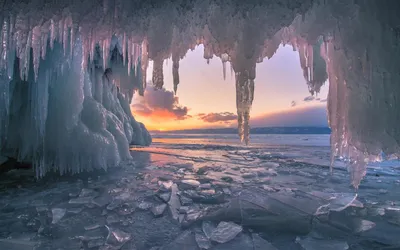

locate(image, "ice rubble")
[[0, 0, 399, 186]]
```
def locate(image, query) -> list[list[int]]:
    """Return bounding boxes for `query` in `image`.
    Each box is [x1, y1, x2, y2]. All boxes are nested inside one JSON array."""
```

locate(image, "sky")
[[131, 44, 329, 131]]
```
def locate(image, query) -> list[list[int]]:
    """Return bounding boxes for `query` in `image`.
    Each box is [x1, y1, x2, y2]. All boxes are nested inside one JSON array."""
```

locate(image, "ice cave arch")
[[0, 0, 399, 187]]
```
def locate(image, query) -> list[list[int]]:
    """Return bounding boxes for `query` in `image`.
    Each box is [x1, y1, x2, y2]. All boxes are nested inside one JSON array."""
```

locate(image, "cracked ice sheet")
[[0, 133, 400, 248]]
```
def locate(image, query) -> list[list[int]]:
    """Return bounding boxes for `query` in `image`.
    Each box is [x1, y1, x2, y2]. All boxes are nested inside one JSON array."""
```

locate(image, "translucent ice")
[[51, 208, 66, 224]]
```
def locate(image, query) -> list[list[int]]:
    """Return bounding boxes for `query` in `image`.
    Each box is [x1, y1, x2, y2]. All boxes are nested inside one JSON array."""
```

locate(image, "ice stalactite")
[[140, 39, 148, 96], [235, 71, 255, 145], [172, 57, 179, 95], [221, 53, 229, 80], [309, 0, 400, 188], [152, 56, 164, 90]]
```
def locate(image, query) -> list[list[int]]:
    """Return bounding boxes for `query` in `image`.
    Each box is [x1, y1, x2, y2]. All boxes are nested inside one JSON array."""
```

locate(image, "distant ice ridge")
[[0, 28, 151, 177]]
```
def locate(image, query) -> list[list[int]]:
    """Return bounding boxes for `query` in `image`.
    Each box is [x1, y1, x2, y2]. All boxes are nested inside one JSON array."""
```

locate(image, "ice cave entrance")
[[0, 0, 399, 189]]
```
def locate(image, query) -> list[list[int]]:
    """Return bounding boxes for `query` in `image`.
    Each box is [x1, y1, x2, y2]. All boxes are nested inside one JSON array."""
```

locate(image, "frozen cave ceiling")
[[0, 0, 400, 187]]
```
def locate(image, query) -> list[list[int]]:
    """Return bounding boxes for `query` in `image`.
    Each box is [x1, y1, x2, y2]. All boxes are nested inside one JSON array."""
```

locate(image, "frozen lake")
[[0, 133, 400, 249]]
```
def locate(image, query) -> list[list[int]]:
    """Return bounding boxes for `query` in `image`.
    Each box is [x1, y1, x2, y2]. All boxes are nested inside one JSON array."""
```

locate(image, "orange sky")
[[131, 44, 329, 131]]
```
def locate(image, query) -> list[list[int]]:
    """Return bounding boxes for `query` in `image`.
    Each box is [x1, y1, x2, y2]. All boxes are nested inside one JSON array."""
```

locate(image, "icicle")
[[152, 57, 164, 89], [172, 57, 179, 94], [14, 14, 29, 79], [90, 31, 95, 64], [50, 19, 56, 49], [41, 23, 49, 60], [221, 53, 229, 80], [103, 0, 109, 14], [127, 39, 132, 76], [7, 14, 14, 78], [222, 61, 226, 80], [81, 29, 89, 71], [104, 37, 110, 69], [70, 23, 76, 59], [133, 43, 140, 68], [0, 17, 9, 70], [62, 18, 69, 56], [101, 40, 106, 69], [31, 25, 41, 80], [141, 38, 148, 92], [235, 68, 255, 145], [122, 33, 126, 65]]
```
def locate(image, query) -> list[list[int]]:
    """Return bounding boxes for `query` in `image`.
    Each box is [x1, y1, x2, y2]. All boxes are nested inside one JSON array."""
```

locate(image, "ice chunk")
[[295, 236, 349, 250], [67, 207, 84, 214], [252, 234, 278, 250], [85, 224, 102, 231], [105, 226, 131, 247], [178, 179, 200, 190], [195, 233, 212, 249], [69, 196, 94, 204], [315, 193, 360, 215], [151, 204, 167, 217], [106, 214, 120, 224], [93, 195, 112, 207], [51, 208, 66, 224], [354, 220, 376, 233], [159, 180, 173, 191], [136, 201, 153, 210], [156, 192, 171, 203], [210, 221, 243, 244], [202, 221, 216, 239], [168, 184, 181, 220]]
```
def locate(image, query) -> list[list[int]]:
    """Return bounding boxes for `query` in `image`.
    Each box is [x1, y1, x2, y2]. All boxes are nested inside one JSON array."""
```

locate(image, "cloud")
[[131, 86, 190, 120], [320, 98, 327, 103], [198, 112, 238, 123], [250, 106, 328, 127], [291, 101, 297, 107], [303, 96, 315, 102]]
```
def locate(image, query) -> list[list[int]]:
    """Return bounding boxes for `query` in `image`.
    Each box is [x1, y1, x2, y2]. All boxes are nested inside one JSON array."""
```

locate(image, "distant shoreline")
[[150, 127, 331, 134]]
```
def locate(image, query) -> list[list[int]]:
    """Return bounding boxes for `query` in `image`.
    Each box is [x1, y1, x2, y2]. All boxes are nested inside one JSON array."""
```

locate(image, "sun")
[[158, 128, 165, 132]]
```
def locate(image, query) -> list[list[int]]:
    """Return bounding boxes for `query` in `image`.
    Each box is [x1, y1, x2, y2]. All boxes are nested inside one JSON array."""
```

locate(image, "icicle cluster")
[[0, 11, 151, 176]]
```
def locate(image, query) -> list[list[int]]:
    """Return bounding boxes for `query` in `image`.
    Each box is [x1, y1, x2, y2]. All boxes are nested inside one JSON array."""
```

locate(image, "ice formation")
[[0, 0, 399, 186], [0, 12, 151, 177]]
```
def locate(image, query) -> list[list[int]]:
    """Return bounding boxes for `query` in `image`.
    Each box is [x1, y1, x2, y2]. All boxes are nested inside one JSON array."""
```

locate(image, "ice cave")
[[0, 0, 400, 249]]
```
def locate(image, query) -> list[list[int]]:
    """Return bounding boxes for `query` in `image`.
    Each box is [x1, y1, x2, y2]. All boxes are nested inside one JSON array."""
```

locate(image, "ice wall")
[[0, 28, 151, 177]]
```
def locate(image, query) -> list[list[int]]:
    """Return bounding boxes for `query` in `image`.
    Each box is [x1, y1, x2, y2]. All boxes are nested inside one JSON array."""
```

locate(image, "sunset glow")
[[131, 45, 329, 131]]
